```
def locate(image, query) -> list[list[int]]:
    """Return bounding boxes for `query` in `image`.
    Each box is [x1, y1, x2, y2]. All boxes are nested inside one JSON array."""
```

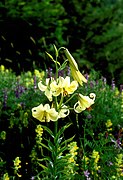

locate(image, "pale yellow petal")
[[79, 94, 94, 108], [47, 108, 58, 121], [50, 81, 57, 91], [65, 80, 78, 94], [32, 104, 45, 121], [45, 88, 52, 102], [50, 80, 62, 96], [70, 65, 87, 86], [44, 104, 50, 110], [74, 93, 95, 113], [74, 102, 86, 113], [63, 76, 70, 87], [38, 81, 47, 91]]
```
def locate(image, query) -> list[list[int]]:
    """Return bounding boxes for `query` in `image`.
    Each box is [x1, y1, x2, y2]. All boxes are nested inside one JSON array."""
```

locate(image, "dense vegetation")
[[0, 47, 123, 179], [0, 0, 123, 179]]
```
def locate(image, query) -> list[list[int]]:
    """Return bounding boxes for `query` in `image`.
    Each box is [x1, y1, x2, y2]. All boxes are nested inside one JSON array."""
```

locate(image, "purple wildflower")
[[15, 84, 26, 98], [3, 89, 7, 109], [111, 138, 122, 149], [90, 81, 94, 88], [84, 170, 91, 180], [66, 66, 70, 76], [47, 67, 53, 78], [87, 114, 92, 119], [107, 161, 113, 166], [58, 70, 64, 77], [120, 84, 123, 92], [85, 73, 89, 81], [33, 76, 37, 90]]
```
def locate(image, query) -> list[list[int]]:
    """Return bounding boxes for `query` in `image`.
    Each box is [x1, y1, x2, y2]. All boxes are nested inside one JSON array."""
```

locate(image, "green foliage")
[[3, 0, 68, 45], [1, 0, 123, 84], [63, 0, 123, 84], [0, 45, 123, 179]]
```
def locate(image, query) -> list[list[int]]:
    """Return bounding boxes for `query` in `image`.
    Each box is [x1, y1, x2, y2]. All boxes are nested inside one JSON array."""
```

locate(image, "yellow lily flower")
[[74, 93, 96, 113], [32, 104, 58, 122], [50, 76, 78, 97], [38, 78, 53, 101], [70, 65, 87, 86]]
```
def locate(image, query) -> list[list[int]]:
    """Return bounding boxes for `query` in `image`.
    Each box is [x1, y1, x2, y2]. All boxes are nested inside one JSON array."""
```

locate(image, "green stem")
[[63, 93, 78, 106], [76, 114, 86, 170], [54, 120, 58, 137], [58, 95, 64, 110]]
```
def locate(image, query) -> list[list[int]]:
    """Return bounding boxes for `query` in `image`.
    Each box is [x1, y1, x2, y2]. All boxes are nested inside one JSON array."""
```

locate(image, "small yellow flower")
[[115, 153, 123, 177], [91, 150, 99, 159], [50, 76, 78, 97], [105, 119, 112, 128], [3, 173, 10, 180], [35, 124, 43, 136], [74, 93, 96, 113], [32, 103, 58, 122], [38, 78, 53, 101], [34, 69, 45, 79], [14, 157, 21, 169], [0, 65, 5, 72], [115, 88, 119, 96], [69, 156, 75, 163], [83, 156, 89, 164]]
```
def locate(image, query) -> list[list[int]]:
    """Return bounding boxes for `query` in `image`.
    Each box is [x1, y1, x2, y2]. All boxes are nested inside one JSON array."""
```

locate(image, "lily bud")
[[64, 48, 78, 71]]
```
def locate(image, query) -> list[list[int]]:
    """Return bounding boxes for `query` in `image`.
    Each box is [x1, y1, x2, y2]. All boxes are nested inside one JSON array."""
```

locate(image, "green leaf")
[[40, 142, 51, 152], [53, 44, 58, 57], [38, 162, 47, 170], [41, 125, 54, 138], [58, 60, 68, 71], [45, 51, 60, 66], [57, 145, 68, 156], [38, 157, 52, 163], [54, 123, 72, 144], [48, 140, 55, 151], [61, 135, 75, 147], [45, 51, 54, 60]]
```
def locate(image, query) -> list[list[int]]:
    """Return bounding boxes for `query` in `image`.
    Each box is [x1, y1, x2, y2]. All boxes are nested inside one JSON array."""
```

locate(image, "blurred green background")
[[0, 0, 123, 85]]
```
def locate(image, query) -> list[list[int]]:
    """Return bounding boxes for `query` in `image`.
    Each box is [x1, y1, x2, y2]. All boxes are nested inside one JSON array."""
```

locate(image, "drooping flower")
[[70, 64, 87, 86], [74, 93, 96, 113], [32, 104, 58, 122], [38, 78, 53, 101], [64, 48, 79, 71], [64, 48, 87, 85], [50, 76, 78, 97]]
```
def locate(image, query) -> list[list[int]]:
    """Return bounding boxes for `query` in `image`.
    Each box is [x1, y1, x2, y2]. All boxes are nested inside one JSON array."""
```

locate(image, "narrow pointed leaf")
[[40, 142, 51, 152], [41, 125, 54, 138]]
